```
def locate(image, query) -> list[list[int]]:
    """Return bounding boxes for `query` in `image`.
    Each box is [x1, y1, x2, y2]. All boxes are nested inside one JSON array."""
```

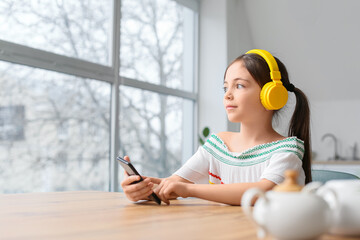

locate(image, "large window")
[[0, 0, 198, 193]]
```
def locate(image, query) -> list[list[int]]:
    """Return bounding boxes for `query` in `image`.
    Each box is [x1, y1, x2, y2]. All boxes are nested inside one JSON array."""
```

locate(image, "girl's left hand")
[[154, 179, 191, 205]]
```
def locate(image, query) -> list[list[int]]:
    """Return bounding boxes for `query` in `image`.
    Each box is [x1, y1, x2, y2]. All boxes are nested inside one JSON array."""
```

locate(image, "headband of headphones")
[[246, 49, 282, 82]]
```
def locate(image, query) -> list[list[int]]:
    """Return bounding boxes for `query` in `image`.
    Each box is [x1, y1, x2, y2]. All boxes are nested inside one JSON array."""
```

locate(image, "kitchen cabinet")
[[312, 161, 360, 178]]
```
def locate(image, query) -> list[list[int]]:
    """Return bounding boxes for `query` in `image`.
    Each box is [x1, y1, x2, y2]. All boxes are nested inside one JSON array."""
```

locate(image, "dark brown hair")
[[226, 53, 312, 183]]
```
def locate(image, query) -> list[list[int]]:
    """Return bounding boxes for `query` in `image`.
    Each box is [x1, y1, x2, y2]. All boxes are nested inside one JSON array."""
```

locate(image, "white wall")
[[199, 0, 360, 161], [198, 0, 227, 136], [242, 0, 360, 161], [198, 0, 252, 135], [225, 0, 253, 132]]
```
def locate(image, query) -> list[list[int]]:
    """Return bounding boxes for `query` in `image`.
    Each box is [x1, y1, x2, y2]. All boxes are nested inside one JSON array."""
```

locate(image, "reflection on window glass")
[[0, 105, 25, 141], [0, 0, 112, 65], [119, 86, 193, 179], [0, 61, 111, 193], [120, 0, 196, 91]]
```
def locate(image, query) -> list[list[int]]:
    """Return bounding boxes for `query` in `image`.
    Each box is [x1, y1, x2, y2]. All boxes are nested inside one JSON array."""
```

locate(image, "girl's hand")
[[154, 178, 191, 205], [120, 156, 154, 202]]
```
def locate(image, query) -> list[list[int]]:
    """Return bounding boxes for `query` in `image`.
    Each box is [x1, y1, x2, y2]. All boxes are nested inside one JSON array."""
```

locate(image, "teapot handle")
[[241, 188, 268, 239], [302, 181, 338, 211]]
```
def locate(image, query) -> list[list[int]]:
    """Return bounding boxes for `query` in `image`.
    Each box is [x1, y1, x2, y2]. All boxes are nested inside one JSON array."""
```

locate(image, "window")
[[118, 0, 197, 181], [119, 86, 194, 178], [0, 61, 111, 192], [120, 0, 196, 91], [0, 0, 198, 193], [0, 0, 112, 65]]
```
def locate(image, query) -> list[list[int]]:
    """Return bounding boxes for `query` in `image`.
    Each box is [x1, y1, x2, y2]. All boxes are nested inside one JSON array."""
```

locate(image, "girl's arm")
[[188, 179, 275, 205], [155, 179, 275, 205], [162, 174, 193, 183]]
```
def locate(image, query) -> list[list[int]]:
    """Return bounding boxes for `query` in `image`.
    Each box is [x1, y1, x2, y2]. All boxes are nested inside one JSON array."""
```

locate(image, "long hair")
[[227, 53, 312, 183]]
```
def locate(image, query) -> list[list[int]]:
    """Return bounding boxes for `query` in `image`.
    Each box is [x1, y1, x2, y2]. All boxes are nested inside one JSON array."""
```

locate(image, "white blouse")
[[174, 133, 305, 185]]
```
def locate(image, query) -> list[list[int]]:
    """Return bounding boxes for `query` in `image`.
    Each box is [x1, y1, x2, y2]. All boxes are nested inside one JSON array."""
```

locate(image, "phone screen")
[[117, 156, 161, 205], [117, 157, 143, 184]]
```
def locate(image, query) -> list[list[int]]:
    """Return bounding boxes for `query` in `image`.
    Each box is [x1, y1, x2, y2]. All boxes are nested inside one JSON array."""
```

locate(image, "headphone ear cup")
[[260, 82, 273, 110], [260, 82, 288, 110]]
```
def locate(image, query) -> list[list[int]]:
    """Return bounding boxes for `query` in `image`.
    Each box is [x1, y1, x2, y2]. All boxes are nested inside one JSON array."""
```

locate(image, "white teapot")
[[318, 179, 360, 236], [242, 170, 335, 240]]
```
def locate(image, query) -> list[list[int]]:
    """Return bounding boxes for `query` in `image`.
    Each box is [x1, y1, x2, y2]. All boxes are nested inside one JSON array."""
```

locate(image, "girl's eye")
[[237, 84, 244, 89], [223, 87, 228, 93]]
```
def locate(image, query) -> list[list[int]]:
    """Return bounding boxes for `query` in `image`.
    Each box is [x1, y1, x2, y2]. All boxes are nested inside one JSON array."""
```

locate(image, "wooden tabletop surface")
[[0, 191, 357, 240]]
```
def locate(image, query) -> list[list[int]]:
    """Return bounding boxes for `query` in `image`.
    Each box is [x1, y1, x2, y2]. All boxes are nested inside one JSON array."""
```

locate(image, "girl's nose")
[[224, 90, 233, 100]]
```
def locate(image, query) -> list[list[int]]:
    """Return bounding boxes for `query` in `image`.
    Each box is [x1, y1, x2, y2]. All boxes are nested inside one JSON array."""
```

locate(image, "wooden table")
[[0, 191, 357, 240]]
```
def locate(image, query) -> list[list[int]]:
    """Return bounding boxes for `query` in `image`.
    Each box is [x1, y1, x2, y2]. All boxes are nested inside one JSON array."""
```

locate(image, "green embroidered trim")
[[203, 144, 302, 166], [205, 137, 304, 161], [211, 134, 304, 155], [203, 145, 268, 166]]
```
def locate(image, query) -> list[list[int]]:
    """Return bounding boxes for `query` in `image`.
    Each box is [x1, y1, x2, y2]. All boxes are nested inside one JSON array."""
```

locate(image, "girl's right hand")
[[120, 156, 154, 202]]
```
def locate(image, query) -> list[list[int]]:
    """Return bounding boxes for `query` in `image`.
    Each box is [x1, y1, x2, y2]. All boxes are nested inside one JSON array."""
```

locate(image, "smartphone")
[[117, 156, 161, 205]]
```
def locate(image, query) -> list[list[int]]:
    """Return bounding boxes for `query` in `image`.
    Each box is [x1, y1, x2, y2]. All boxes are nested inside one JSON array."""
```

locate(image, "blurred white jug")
[[319, 179, 360, 236]]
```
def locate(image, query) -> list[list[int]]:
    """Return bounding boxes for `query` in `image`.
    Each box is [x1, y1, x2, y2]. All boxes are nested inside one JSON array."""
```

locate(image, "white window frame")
[[0, 0, 199, 192]]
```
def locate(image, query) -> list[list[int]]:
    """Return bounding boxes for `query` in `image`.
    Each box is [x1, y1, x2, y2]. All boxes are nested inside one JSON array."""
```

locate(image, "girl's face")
[[223, 60, 267, 123]]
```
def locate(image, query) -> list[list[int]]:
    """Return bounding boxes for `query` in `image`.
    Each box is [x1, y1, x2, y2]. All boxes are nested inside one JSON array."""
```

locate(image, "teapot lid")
[[273, 169, 303, 192]]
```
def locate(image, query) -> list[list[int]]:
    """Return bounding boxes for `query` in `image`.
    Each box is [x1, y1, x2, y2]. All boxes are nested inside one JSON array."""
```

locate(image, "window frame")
[[0, 0, 199, 192]]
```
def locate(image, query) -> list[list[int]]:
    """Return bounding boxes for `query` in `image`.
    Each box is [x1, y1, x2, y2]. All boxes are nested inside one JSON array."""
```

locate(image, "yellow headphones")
[[246, 49, 288, 110]]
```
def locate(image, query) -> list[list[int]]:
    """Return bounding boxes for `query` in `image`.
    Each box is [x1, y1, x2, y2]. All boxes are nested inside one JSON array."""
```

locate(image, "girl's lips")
[[226, 105, 237, 110]]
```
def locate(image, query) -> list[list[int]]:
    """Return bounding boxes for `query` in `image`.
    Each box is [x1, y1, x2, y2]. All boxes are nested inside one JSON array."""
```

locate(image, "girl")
[[121, 49, 311, 205]]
